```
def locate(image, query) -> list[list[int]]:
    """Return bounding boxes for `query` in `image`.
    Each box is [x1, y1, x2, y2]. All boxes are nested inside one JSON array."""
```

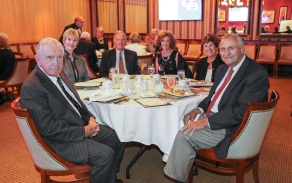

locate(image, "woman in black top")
[[195, 33, 224, 82], [91, 26, 109, 51], [155, 30, 193, 78], [0, 33, 15, 80]]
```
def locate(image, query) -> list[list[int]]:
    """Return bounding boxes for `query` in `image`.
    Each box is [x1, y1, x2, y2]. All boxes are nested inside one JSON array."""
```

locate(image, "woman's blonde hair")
[[62, 28, 79, 43]]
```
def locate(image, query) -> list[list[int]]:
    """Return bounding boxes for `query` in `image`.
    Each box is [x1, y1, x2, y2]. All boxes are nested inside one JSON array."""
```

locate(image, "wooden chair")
[[80, 54, 99, 79], [0, 57, 30, 96], [244, 44, 257, 60], [11, 97, 91, 183], [187, 90, 280, 183], [19, 43, 35, 58], [13, 51, 24, 58], [176, 39, 187, 55], [255, 44, 277, 77], [183, 41, 202, 61], [275, 45, 292, 78], [138, 54, 153, 75], [9, 44, 20, 52]]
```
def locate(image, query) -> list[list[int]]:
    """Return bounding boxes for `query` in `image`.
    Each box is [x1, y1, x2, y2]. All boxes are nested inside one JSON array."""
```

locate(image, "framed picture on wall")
[[279, 6, 288, 24], [262, 10, 275, 24], [219, 10, 226, 22]]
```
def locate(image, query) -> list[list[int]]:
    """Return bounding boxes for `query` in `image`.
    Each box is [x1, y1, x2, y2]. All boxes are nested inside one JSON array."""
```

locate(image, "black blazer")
[[195, 54, 224, 82], [59, 23, 82, 43], [99, 48, 140, 77], [74, 39, 99, 72], [91, 37, 109, 51], [198, 57, 269, 158]]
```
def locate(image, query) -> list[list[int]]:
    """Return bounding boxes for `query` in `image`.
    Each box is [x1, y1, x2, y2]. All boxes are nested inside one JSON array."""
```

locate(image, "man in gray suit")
[[99, 30, 140, 77], [20, 38, 124, 183], [164, 34, 270, 183]]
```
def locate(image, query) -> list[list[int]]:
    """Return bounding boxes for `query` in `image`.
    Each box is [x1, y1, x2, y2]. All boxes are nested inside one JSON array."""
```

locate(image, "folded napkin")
[[89, 90, 122, 104]]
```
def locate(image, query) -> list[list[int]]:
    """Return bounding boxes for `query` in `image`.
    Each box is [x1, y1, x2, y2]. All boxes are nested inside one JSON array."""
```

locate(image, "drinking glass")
[[177, 70, 185, 80], [109, 67, 117, 78], [148, 65, 155, 78], [158, 65, 165, 76], [126, 79, 136, 95], [138, 63, 147, 75], [166, 76, 176, 90]]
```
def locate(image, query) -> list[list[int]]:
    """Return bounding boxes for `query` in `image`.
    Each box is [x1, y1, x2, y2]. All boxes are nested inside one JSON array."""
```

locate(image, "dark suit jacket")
[[20, 66, 94, 164], [0, 48, 16, 80], [195, 54, 224, 82], [74, 38, 99, 72], [198, 57, 269, 158], [99, 48, 140, 77], [59, 23, 82, 43]]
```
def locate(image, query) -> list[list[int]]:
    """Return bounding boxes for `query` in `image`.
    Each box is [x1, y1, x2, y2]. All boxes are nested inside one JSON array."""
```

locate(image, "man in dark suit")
[[74, 31, 99, 72], [164, 34, 270, 183], [20, 38, 124, 183], [99, 30, 140, 77], [59, 16, 84, 43]]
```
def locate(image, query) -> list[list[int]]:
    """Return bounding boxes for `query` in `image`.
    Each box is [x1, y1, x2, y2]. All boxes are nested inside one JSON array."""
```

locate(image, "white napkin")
[[88, 90, 122, 104]]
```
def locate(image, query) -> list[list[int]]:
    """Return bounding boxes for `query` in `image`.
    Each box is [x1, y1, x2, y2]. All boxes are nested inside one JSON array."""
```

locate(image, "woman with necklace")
[[62, 28, 89, 84], [195, 33, 224, 82], [91, 26, 109, 51], [155, 30, 193, 78]]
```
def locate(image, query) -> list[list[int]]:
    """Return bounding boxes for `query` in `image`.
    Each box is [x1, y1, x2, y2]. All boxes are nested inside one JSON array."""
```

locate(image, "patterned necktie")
[[70, 59, 79, 83], [57, 77, 89, 125], [119, 52, 125, 74], [206, 68, 234, 117]]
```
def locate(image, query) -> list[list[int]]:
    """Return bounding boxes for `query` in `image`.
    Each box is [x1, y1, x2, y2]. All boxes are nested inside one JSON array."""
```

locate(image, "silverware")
[[114, 98, 130, 104]]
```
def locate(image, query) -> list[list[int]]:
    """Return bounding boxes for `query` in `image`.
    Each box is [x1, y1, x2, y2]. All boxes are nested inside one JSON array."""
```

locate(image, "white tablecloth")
[[79, 89, 205, 155]]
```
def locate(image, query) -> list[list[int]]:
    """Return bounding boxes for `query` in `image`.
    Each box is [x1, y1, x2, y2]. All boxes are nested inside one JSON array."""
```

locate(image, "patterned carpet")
[[0, 77, 291, 183]]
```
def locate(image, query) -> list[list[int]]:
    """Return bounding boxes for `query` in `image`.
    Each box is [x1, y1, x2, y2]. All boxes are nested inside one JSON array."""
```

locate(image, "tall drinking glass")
[[177, 70, 185, 80], [109, 67, 117, 78], [126, 79, 136, 95], [158, 65, 165, 76], [148, 65, 155, 78]]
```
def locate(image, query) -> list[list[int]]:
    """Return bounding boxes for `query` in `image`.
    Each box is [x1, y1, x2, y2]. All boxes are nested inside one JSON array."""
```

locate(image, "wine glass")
[[126, 79, 136, 95], [138, 63, 147, 75], [109, 67, 117, 78], [158, 65, 165, 76], [148, 65, 155, 78], [166, 76, 176, 91]]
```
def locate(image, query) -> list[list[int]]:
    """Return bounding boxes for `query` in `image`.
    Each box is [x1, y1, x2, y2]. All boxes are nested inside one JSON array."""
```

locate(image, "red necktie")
[[206, 68, 234, 117]]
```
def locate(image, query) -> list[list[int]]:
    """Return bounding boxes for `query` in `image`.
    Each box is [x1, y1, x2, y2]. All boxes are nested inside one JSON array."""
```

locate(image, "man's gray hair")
[[80, 32, 91, 40], [221, 33, 244, 48], [36, 38, 64, 57]]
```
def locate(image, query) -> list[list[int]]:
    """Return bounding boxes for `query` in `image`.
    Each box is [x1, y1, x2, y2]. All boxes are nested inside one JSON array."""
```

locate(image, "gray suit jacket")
[[99, 48, 140, 77], [198, 57, 269, 158], [21, 66, 93, 164]]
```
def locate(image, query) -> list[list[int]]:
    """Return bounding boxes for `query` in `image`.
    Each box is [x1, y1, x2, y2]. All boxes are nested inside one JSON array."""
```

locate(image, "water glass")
[[178, 70, 185, 80], [158, 65, 165, 76], [109, 67, 117, 77], [148, 65, 155, 78], [126, 79, 136, 95]]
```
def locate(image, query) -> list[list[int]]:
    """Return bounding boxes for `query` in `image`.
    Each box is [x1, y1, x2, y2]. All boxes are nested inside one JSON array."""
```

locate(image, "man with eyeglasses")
[[164, 34, 269, 183]]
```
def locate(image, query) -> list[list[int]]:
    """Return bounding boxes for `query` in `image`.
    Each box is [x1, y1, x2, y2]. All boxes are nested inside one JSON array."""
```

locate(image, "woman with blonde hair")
[[62, 28, 89, 84], [91, 26, 109, 51]]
